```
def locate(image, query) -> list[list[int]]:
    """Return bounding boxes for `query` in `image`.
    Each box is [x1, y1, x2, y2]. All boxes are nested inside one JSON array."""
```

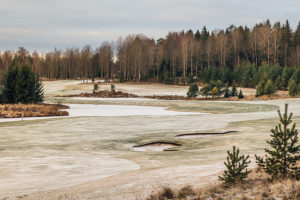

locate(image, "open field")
[[1, 80, 300, 200]]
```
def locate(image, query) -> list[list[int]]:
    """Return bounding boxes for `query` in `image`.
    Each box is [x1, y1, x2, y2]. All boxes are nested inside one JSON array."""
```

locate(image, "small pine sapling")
[[219, 146, 251, 184], [93, 83, 99, 93], [187, 83, 199, 98], [111, 84, 115, 92], [238, 89, 244, 99], [256, 104, 300, 179]]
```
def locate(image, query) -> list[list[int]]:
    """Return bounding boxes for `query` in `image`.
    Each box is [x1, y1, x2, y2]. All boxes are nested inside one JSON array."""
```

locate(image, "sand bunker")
[[132, 142, 181, 152], [175, 131, 238, 138]]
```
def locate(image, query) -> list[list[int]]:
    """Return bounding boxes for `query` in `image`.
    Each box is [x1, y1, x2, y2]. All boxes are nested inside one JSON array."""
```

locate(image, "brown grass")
[[0, 104, 69, 118], [147, 168, 300, 200]]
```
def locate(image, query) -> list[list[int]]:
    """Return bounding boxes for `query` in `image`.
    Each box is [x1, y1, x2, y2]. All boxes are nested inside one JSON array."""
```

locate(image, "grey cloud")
[[0, 0, 299, 52]]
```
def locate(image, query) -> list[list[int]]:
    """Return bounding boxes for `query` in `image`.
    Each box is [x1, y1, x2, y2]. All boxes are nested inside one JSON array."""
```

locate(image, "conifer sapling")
[[219, 146, 251, 184]]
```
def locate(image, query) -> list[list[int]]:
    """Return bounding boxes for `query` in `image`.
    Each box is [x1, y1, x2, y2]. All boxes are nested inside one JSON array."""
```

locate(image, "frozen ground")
[[0, 80, 299, 200]]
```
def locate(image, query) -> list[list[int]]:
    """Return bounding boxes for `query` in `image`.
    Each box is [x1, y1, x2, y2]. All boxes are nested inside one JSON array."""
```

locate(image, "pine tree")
[[33, 74, 44, 103], [200, 84, 210, 99], [187, 83, 199, 98], [16, 65, 35, 104], [224, 83, 230, 98], [93, 83, 99, 93], [219, 146, 251, 184], [264, 79, 276, 95], [238, 89, 244, 99], [2, 65, 18, 104], [288, 79, 298, 96], [256, 104, 300, 179], [256, 80, 265, 96], [231, 82, 237, 96]]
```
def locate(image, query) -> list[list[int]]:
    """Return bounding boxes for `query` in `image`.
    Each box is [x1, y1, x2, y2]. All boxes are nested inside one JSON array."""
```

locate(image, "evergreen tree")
[[224, 83, 230, 98], [16, 65, 35, 104], [1, 64, 44, 104], [264, 79, 276, 95], [256, 80, 265, 96], [288, 79, 298, 96], [200, 84, 210, 99], [219, 146, 251, 184], [256, 104, 300, 179], [187, 83, 199, 98], [231, 82, 237, 96], [238, 89, 244, 99], [33, 74, 44, 103], [93, 83, 99, 93], [2, 65, 18, 104]]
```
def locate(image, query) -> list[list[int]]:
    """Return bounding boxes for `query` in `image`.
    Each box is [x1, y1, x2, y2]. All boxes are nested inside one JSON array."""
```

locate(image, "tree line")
[[0, 20, 300, 85]]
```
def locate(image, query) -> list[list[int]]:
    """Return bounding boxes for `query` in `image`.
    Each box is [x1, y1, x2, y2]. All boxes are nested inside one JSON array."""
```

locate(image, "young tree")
[[256, 80, 265, 96], [264, 79, 276, 95], [230, 82, 237, 96], [111, 84, 116, 92], [256, 104, 300, 179], [93, 83, 99, 93], [219, 146, 251, 184], [238, 89, 244, 99], [288, 79, 298, 96], [224, 83, 230, 98], [187, 83, 199, 98], [200, 84, 210, 99]]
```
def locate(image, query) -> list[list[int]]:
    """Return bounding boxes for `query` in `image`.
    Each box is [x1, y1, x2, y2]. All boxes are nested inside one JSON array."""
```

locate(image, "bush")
[[256, 104, 300, 179], [211, 86, 219, 97], [219, 146, 251, 184], [238, 89, 244, 99], [187, 83, 199, 98]]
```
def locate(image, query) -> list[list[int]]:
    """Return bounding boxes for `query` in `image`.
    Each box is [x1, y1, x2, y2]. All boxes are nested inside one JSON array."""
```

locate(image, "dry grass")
[[146, 168, 300, 200], [0, 103, 69, 118]]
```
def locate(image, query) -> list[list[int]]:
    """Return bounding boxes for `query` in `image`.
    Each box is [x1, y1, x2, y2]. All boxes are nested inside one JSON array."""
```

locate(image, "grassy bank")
[[147, 168, 300, 200], [0, 104, 69, 118]]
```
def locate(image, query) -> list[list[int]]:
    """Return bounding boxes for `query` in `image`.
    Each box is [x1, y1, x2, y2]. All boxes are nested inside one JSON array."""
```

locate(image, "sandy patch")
[[132, 142, 181, 152]]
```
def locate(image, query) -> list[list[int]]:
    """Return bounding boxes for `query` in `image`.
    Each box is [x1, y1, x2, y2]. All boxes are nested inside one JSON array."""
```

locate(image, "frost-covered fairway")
[[1, 80, 300, 200]]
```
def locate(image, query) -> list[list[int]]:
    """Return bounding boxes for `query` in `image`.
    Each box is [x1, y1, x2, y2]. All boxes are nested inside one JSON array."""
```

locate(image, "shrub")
[[256, 104, 300, 179], [219, 146, 251, 184], [177, 185, 195, 199], [238, 89, 244, 99], [211, 86, 219, 97], [187, 83, 199, 98]]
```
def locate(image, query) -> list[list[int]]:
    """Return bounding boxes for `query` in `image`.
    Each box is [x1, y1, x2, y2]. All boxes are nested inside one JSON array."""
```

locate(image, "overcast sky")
[[0, 0, 299, 52]]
